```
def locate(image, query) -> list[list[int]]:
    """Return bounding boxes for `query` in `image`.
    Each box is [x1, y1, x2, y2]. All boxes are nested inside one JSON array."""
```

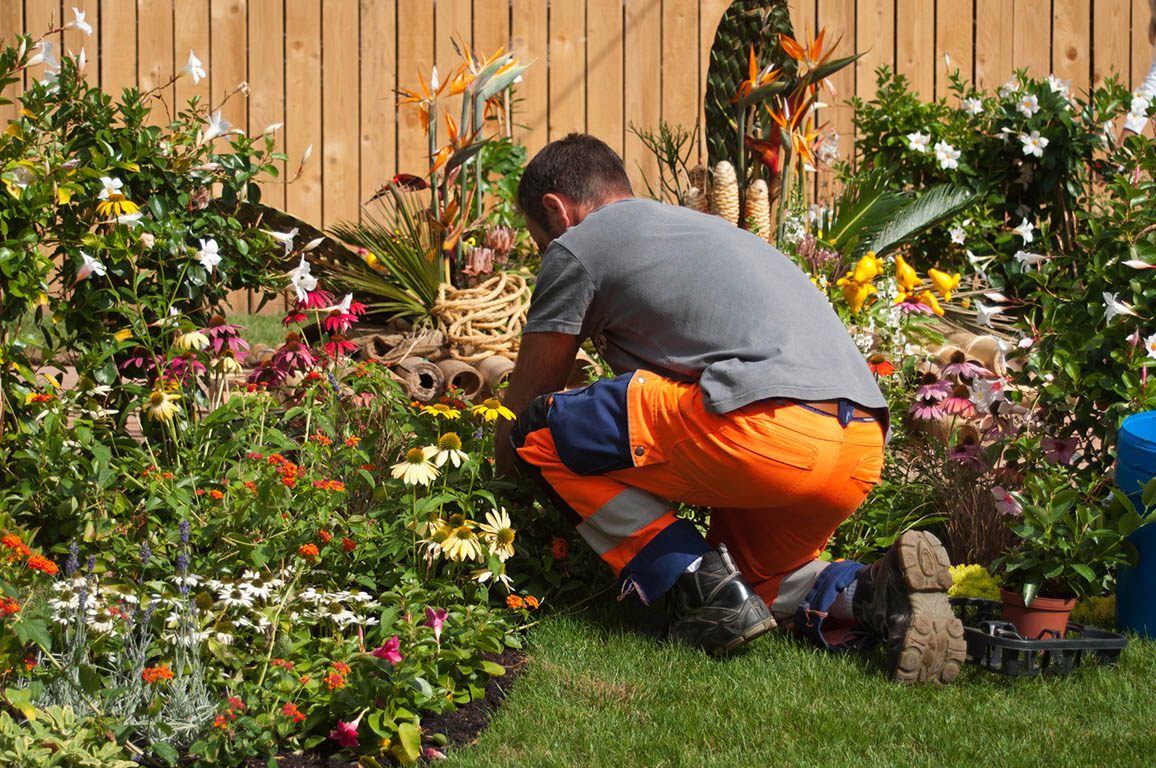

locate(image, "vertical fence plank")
[[397, 0, 435, 174], [1134, 0, 1155, 91], [474, 0, 510, 57], [895, 0, 933, 98], [975, 0, 1014, 90], [23, 1, 60, 92], [510, 0, 547, 153], [100, 1, 137, 98], [587, 0, 624, 157], [624, 0, 661, 193], [249, 0, 285, 212], [937, 0, 974, 94], [436, 0, 471, 73], [1094, 0, 1132, 86], [662, 0, 699, 137], [174, 0, 211, 113], [284, 1, 321, 226], [138, 0, 174, 127], [210, 0, 248, 130], [815, 0, 856, 202], [1052, 0, 1090, 94], [856, 0, 894, 98], [360, 0, 396, 209], [548, 0, 585, 140], [788, 0, 815, 38], [0, 0, 23, 125], [322, 0, 359, 230], [1012, 0, 1051, 78], [699, 0, 732, 162], [61, 0, 97, 79]]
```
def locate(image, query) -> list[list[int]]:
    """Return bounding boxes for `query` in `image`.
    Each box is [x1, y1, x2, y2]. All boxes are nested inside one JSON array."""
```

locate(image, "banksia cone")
[[683, 187, 710, 214], [688, 163, 711, 200], [711, 161, 739, 225], [745, 179, 771, 241]]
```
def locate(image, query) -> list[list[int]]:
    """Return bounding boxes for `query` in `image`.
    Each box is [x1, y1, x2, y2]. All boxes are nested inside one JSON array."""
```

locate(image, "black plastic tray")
[[949, 598, 1128, 677]]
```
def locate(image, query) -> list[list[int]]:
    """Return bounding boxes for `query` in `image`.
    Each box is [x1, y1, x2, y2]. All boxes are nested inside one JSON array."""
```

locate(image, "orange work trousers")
[[511, 370, 885, 616]]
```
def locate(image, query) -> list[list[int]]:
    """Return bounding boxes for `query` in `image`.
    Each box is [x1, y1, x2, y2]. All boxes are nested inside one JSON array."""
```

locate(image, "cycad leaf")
[[859, 184, 980, 258], [822, 180, 907, 254]]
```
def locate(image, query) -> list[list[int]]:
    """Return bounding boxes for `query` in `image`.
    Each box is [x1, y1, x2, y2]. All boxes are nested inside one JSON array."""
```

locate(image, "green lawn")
[[446, 601, 1156, 768]]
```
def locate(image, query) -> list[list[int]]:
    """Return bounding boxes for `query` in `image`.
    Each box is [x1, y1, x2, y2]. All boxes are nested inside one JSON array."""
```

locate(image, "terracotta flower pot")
[[1000, 588, 1076, 639]]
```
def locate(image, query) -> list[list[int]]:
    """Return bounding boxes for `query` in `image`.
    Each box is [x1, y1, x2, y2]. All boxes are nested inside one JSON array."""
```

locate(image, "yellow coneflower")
[[96, 194, 140, 218], [212, 351, 243, 375], [432, 432, 469, 468], [144, 389, 181, 422], [390, 446, 439, 486], [421, 402, 461, 420], [441, 522, 484, 562], [471, 398, 515, 422], [174, 330, 209, 351], [478, 506, 516, 562]]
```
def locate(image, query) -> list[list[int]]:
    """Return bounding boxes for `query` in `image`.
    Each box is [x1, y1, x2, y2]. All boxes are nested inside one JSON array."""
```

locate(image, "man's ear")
[[541, 192, 573, 235]]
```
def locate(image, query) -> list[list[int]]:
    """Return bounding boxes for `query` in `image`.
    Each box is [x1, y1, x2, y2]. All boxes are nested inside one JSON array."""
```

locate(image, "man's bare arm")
[[494, 331, 581, 476]]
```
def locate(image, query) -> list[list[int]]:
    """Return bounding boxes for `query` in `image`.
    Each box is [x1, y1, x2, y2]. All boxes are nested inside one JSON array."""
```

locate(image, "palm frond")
[[859, 184, 980, 258], [822, 179, 908, 255]]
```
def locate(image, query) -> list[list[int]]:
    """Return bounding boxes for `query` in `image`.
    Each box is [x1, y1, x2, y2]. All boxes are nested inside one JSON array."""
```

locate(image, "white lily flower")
[[319, 293, 353, 314], [26, 40, 56, 68], [1145, 332, 1156, 361], [999, 76, 1019, 99], [1123, 259, 1156, 269], [1019, 130, 1048, 158], [201, 110, 233, 143], [1014, 250, 1047, 269], [265, 227, 298, 253], [933, 140, 960, 170], [262, 122, 284, 135], [77, 47, 86, 73], [116, 211, 143, 229], [300, 144, 313, 165], [949, 226, 966, 245], [1132, 93, 1152, 114], [303, 236, 325, 251], [289, 255, 316, 301], [78, 250, 106, 280], [974, 301, 1004, 328], [181, 49, 206, 84], [1124, 111, 1149, 134], [196, 238, 222, 273], [1013, 218, 1035, 243], [961, 97, 983, 116], [906, 131, 931, 153], [65, 7, 93, 35], [97, 176, 123, 200], [1046, 74, 1070, 100], [1016, 93, 1039, 117], [1104, 292, 1139, 322]]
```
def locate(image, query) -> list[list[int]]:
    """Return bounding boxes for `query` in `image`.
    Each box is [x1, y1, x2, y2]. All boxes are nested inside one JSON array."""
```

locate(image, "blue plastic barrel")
[[1115, 411, 1156, 638]]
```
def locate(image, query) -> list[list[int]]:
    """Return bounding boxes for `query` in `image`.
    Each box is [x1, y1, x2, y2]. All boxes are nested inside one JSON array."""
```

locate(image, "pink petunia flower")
[[425, 606, 448, 644], [991, 485, 1023, 517], [371, 635, 404, 665], [1041, 436, 1078, 465]]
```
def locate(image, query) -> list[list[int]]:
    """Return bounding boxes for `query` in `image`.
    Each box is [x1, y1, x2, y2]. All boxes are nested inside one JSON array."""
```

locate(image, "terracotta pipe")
[[477, 355, 515, 397], [396, 356, 445, 403], [436, 359, 484, 401]]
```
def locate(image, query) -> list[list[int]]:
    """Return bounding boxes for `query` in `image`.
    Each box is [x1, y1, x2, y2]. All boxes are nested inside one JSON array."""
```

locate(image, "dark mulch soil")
[[249, 649, 528, 767]]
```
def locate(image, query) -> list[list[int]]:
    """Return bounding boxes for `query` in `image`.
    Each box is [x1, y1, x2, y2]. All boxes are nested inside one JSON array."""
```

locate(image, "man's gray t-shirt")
[[523, 197, 886, 415]]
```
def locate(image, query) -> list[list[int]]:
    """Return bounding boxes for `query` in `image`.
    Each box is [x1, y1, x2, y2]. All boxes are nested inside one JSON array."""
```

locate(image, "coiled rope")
[[431, 271, 532, 362]]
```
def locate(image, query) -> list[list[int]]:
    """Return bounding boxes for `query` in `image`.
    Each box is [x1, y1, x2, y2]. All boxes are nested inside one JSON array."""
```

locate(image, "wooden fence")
[[2, 0, 1155, 311]]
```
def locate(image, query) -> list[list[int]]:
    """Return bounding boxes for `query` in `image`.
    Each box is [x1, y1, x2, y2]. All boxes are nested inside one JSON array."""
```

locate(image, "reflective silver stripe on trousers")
[[771, 559, 830, 622], [577, 487, 669, 556]]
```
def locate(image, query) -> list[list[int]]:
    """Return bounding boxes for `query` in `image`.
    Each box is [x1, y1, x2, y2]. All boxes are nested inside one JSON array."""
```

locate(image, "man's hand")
[[494, 332, 581, 476]]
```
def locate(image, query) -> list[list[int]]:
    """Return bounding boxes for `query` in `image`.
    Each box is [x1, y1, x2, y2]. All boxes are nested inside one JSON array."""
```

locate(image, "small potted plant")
[[992, 452, 1156, 639]]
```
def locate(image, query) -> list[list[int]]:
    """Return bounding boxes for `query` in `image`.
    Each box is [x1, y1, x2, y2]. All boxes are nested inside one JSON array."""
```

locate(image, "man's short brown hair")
[[516, 133, 633, 228]]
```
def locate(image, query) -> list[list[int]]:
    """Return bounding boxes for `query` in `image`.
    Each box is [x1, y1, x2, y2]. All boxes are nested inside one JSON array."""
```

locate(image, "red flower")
[[329, 719, 360, 749], [550, 537, 568, 561], [525, 595, 540, 610], [311, 432, 332, 446], [1, 598, 21, 615], [867, 355, 895, 376], [281, 701, 306, 723], [323, 334, 358, 358], [299, 543, 319, 559], [323, 671, 345, 690], [344, 436, 361, 448], [209, 489, 224, 500], [142, 664, 174, 683], [27, 554, 59, 575], [341, 537, 356, 552], [318, 530, 332, 544], [2, 535, 30, 560], [212, 714, 229, 730], [370, 635, 403, 665]]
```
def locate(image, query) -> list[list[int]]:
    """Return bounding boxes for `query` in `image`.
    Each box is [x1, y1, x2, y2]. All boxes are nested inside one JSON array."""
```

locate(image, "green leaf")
[[13, 619, 52, 651], [152, 742, 180, 765], [860, 185, 981, 258], [1022, 581, 1040, 606], [480, 660, 506, 676], [822, 179, 908, 254], [397, 722, 421, 764], [1071, 563, 1097, 583]]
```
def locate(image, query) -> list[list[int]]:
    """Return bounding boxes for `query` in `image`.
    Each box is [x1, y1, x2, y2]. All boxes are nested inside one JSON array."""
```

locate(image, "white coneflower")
[[479, 507, 516, 562], [390, 446, 439, 486], [441, 523, 484, 562], [143, 390, 181, 422], [174, 330, 209, 351], [212, 351, 243, 375], [432, 433, 469, 468]]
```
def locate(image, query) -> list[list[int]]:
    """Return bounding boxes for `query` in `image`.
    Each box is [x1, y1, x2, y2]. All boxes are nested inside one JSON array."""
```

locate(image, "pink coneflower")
[[121, 347, 157, 375], [940, 350, 992, 379], [323, 334, 358, 358], [282, 309, 307, 327], [165, 351, 206, 380], [915, 374, 953, 401], [298, 289, 334, 311], [908, 399, 943, 420], [896, 298, 935, 315], [320, 294, 367, 333], [202, 315, 250, 356], [246, 358, 287, 387], [271, 332, 316, 374], [940, 385, 976, 416], [947, 443, 986, 470]]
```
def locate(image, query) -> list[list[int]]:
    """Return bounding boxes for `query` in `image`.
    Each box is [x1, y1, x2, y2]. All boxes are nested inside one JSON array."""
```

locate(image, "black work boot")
[[852, 530, 966, 684], [666, 544, 777, 656]]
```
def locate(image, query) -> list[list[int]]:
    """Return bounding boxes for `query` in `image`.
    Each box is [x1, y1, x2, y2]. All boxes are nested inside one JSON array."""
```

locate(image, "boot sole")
[[891, 531, 967, 684], [713, 614, 778, 657]]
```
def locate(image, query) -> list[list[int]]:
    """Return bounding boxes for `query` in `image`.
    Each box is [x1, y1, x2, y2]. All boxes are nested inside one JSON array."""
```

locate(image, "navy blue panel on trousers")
[[545, 373, 634, 476]]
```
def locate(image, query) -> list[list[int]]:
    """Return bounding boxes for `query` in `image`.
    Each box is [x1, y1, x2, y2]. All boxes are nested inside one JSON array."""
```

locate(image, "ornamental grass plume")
[[390, 446, 439, 486]]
